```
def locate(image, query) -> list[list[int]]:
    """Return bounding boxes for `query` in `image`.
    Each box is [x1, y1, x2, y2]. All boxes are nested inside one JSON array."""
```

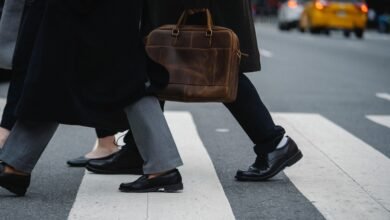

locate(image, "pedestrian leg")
[[0, 120, 59, 173]]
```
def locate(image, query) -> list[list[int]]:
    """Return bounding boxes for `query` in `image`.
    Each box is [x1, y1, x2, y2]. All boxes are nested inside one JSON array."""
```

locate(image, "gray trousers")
[[0, 0, 26, 69], [0, 96, 183, 174]]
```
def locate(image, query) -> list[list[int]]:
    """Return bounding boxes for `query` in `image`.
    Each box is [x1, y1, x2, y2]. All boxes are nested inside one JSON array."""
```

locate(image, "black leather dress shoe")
[[235, 137, 303, 181], [0, 163, 31, 196], [119, 169, 183, 193], [67, 153, 116, 167], [86, 146, 143, 175]]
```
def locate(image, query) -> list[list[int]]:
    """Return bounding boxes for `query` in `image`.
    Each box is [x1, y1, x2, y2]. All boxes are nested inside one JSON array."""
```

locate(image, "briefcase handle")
[[172, 9, 214, 38]]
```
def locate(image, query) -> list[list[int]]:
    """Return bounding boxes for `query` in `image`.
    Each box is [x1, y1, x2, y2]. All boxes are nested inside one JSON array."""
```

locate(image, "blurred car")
[[299, 0, 368, 38], [378, 14, 390, 33], [278, 0, 306, 30]]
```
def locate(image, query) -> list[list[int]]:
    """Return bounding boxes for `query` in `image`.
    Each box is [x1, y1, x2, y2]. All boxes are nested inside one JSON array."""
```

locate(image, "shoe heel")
[[3, 183, 27, 196], [164, 183, 184, 193], [287, 151, 303, 167]]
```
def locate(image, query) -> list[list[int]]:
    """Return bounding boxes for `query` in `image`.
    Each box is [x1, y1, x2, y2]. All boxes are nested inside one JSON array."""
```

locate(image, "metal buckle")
[[205, 30, 213, 37], [172, 29, 180, 37]]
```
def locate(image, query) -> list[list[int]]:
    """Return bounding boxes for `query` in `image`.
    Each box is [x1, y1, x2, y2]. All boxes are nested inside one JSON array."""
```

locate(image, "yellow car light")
[[288, 0, 298, 9], [315, 1, 325, 10], [360, 4, 368, 13]]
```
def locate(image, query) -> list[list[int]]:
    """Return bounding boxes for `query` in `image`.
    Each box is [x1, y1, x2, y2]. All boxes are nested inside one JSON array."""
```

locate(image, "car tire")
[[310, 27, 320, 34], [343, 30, 351, 38], [279, 23, 290, 31], [354, 29, 364, 39], [323, 29, 331, 36]]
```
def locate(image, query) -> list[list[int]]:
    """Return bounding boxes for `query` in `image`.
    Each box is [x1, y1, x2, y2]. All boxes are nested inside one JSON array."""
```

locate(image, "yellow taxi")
[[299, 0, 368, 38]]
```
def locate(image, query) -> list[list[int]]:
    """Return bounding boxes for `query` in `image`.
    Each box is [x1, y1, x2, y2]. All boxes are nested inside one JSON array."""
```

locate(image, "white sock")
[[276, 135, 289, 149]]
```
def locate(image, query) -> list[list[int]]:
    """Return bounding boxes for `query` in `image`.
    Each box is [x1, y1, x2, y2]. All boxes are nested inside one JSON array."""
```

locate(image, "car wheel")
[[278, 23, 285, 30], [323, 29, 331, 36], [354, 29, 364, 39], [310, 27, 321, 34], [279, 23, 290, 31], [343, 30, 351, 38]]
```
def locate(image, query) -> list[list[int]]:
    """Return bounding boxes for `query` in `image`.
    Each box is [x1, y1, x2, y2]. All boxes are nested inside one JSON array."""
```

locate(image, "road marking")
[[274, 113, 390, 220], [366, 115, 390, 129], [0, 98, 6, 113], [376, 93, 390, 102], [260, 48, 273, 58], [68, 111, 235, 220], [216, 128, 230, 133]]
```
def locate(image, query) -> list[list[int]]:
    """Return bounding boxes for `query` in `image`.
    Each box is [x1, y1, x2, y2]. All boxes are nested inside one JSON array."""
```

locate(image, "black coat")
[[142, 0, 261, 73], [15, 0, 147, 129]]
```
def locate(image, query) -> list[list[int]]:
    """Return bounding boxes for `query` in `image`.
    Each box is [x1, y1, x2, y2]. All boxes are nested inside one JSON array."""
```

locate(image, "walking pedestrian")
[[0, 0, 121, 166], [0, 0, 183, 196], [87, 0, 303, 182]]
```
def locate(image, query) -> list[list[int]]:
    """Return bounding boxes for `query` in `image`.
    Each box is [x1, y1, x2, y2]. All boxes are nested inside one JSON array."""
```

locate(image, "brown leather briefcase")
[[145, 9, 244, 103]]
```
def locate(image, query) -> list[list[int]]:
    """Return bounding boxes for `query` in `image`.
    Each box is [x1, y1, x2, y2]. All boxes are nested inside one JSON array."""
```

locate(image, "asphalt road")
[[0, 23, 389, 220]]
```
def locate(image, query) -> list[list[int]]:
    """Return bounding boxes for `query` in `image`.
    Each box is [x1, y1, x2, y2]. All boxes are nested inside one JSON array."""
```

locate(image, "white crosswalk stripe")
[[260, 48, 274, 58], [0, 98, 6, 112], [367, 115, 390, 129], [68, 111, 235, 220], [275, 113, 390, 220], [376, 93, 390, 102]]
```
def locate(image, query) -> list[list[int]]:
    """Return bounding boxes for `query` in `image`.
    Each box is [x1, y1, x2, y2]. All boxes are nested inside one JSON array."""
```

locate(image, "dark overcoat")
[[142, 0, 261, 73], [15, 0, 147, 129]]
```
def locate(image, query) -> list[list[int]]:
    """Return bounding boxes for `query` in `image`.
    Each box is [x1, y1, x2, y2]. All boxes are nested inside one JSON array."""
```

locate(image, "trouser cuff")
[[142, 159, 183, 175], [253, 125, 286, 155]]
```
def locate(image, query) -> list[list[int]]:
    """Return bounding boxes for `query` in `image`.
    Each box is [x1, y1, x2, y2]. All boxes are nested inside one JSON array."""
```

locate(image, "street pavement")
[[0, 22, 389, 220]]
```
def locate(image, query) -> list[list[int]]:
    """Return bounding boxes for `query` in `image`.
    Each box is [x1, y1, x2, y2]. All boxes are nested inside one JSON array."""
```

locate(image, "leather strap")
[[172, 9, 214, 38]]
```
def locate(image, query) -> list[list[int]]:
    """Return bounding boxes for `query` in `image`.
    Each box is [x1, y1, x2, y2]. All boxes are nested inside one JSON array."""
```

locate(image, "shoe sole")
[[0, 182, 27, 196], [85, 165, 143, 175], [67, 163, 87, 168], [119, 182, 184, 193], [235, 150, 303, 182]]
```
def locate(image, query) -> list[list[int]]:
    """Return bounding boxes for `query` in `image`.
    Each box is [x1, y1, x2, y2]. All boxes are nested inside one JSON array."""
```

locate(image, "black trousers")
[[224, 73, 285, 155]]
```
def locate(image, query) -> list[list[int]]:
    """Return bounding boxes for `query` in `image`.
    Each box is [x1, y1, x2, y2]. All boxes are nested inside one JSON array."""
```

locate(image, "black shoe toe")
[[119, 169, 183, 193], [236, 137, 303, 182], [67, 156, 89, 167], [67, 153, 117, 168], [86, 147, 144, 175], [0, 163, 31, 196]]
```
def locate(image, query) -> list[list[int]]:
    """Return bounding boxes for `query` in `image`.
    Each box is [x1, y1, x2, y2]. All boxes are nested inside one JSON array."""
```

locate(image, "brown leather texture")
[[145, 10, 242, 103]]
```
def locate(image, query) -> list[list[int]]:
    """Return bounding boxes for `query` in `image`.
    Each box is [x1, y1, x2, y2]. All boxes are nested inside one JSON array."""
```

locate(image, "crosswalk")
[[279, 113, 390, 220], [66, 111, 390, 220], [69, 112, 235, 220], [0, 96, 389, 219]]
